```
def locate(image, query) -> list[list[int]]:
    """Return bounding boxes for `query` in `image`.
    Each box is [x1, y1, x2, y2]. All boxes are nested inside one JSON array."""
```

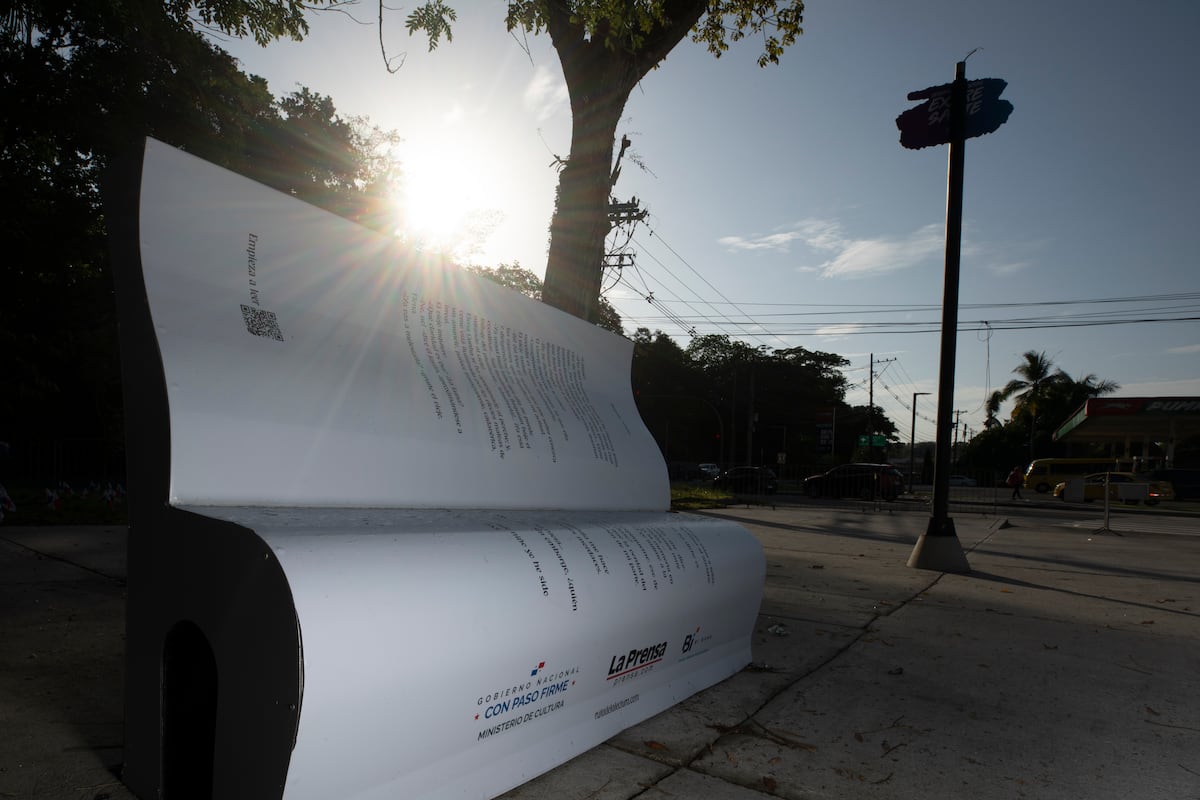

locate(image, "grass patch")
[[671, 483, 733, 510], [0, 482, 759, 522]]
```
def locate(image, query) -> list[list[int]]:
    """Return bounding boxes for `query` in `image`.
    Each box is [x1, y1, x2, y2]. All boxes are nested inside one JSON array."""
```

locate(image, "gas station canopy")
[[1054, 397, 1200, 449]]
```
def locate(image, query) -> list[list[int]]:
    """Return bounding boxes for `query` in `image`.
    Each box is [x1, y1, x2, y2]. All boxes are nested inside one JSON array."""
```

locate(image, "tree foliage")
[[166, 0, 318, 44], [1, 0, 400, 481], [467, 263, 624, 334], [1000, 350, 1062, 424], [992, 350, 1119, 458], [623, 330, 901, 475], [691, 0, 805, 66], [405, 0, 457, 49], [958, 350, 1120, 474]]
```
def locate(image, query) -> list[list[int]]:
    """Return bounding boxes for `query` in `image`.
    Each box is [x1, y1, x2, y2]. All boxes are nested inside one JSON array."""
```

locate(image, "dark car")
[[713, 466, 777, 495], [1150, 468, 1200, 500], [803, 463, 904, 501]]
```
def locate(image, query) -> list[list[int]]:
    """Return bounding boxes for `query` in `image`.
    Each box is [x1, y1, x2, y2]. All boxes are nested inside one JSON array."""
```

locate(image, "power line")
[[599, 207, 1185, 439], [602, 202, 1200, 344], [630, 229, 785, 350], [640, 215, 793, 350], [599, 211, 794, 349], [620, 314, 1200, 335], [643, 291, 1200, 311]]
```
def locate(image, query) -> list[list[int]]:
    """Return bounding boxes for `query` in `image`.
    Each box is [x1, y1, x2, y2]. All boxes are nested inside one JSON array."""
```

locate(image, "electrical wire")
[[597, 205, 1191, 443]]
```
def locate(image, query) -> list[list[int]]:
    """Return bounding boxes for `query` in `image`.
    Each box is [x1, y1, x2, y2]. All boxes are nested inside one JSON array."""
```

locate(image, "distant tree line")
[[628, 329, 899, 475], [470, 266, 900, 475]]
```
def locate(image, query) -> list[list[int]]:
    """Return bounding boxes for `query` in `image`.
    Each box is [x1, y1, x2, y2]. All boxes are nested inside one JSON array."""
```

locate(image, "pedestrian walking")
[[1006, 465, 1024, 500]]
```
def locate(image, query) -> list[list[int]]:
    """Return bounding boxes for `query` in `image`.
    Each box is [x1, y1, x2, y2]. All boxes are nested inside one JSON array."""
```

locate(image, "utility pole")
[[603, 198, 646, 287], [867, 354, 896, 462], [745, 368, 756, 466], [730, 370, 737, 467], [911, 392, 931, 487], [607, 198, 648, 226], [602, 253, 635, 270], [953, 409, 963, 466]]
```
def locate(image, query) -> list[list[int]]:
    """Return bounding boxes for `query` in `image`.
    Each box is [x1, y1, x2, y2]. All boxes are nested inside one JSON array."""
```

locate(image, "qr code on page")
[[240, 304, 285, 341]]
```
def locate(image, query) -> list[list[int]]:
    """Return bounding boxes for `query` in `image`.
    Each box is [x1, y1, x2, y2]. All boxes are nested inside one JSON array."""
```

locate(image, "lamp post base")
[[907, 518, 971, 573]]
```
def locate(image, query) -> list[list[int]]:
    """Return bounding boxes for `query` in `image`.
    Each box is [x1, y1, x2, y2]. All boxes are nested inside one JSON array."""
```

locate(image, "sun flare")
[[394, 135, 505, 260]]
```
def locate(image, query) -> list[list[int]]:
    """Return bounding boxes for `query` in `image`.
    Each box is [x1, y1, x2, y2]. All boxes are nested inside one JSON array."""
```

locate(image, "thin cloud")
[[719, 219, 945, 279], [989, 259, 1032, 276], [795, 219, 846, 253], [717, 231, 803, 251], [818, 224, 944, 279], [523, 66, 568, 122], [718, 219, 842, 254], [815, 323, 865, 340], [1167, 344, 1200, 355]]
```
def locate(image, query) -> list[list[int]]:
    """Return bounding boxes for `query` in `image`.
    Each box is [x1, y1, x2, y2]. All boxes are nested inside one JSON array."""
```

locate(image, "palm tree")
[[998, 351, 1121, 457], [1001, 350, 1063, 416], [1068, 374, 1121, 402], [999, 350, 1067, 457], [983, 389, 1006, 429]]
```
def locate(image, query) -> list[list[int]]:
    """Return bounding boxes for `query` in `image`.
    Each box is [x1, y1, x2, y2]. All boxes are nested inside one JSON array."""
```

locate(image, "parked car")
[[713, 466, 777, 495], [947, 475, 977, 487], [697, 463, 722, 479], [1052, 472, 1175, 505], [1150, 468, 1200, 500], [803, 463, 904, 501]]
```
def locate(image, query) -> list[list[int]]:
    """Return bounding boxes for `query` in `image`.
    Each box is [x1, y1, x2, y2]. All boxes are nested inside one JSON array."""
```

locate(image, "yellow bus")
[[1023, 458, 1116, 493]]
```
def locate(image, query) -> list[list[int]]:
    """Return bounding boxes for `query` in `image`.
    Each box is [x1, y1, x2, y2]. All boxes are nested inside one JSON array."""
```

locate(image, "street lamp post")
[[910, 392, 930, 489]]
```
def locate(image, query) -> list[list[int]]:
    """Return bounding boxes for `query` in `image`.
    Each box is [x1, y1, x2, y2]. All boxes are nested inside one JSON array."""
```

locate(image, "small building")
[[1053, 397, 1200, 467]]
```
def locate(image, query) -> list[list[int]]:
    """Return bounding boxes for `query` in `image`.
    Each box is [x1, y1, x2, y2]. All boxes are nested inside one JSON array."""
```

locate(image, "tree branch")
[[628, 0, 707, 77]]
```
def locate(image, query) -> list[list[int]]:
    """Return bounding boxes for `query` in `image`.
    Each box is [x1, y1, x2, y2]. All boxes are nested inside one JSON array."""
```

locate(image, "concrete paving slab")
[[496, 744, 671, 799], [0, 531, 134, 800], [641, 766, 777, 798], [689, 509, 1200, 800], [605, 672, 776, 768], [749, 618, 860, 681], [714, 603, 1200, 799], [1, 526, 128, 581], [759, 584, 887, 631], [3, 506, 1198, 800]]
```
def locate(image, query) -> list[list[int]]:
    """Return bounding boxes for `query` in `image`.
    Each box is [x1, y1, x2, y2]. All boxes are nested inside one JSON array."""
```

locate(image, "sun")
[[393, 133, 505, 260]]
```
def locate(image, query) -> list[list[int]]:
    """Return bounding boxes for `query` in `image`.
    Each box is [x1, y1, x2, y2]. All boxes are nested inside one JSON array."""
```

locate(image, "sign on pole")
[[896, 78, 1013, 150], [815, 408, 835, 455], [897, 58, 1012, 571]]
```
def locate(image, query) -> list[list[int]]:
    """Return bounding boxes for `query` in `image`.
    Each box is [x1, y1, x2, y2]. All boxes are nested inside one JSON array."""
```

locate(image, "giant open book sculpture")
[[105, 138, 764, 799]]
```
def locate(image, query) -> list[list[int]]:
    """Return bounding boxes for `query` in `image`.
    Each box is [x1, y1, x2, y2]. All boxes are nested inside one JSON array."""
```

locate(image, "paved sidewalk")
[[3, 508, 1199, 799]]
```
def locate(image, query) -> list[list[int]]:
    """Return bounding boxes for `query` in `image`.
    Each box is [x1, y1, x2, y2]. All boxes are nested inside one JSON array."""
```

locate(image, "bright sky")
[[219, 0, 1200, 442]]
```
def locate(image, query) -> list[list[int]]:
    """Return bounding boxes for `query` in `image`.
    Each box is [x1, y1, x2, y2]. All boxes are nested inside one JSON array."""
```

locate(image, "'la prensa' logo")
[[606, 640, 668, 680]]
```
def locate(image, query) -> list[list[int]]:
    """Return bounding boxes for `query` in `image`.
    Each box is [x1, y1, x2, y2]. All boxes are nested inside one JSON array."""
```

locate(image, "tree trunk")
[[538, 1, 707, 323], [541, 83, 628, 323]]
